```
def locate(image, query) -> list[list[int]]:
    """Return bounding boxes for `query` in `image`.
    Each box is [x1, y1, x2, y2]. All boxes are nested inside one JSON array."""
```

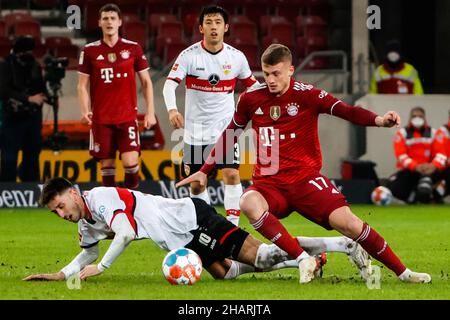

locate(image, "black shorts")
[[185, 198, 249, 268], [182, 143, 240, 178]]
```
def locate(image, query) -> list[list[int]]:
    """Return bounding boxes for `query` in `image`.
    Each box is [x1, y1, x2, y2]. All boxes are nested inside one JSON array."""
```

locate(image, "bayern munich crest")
[[286, 103, 299, 116], [120, 50, 131, 59]]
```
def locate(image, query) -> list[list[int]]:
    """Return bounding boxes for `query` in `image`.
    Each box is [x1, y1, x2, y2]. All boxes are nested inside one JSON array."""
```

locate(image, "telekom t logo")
[[259, 126, 275, 147], [100, 67, 114, 83]]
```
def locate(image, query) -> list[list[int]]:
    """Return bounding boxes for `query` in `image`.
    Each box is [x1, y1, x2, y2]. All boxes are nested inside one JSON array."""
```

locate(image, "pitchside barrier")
[[0, 179, 376, 208]]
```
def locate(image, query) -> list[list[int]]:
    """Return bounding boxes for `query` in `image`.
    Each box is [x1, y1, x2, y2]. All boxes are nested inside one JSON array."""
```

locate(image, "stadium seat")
[[305, 0, 330, 18], [229, 20, 257, 43], [148, 13, 178, 37], [302, 15, 327, 37], [274, 0, 306, 21], [299, 57, 329, 70], [146, 0, 174, 15], [121, 20, 147, 50], [0, 20, 6, 37], [263, 20, 295, 50], [242, 0, 270, 24], [182, 13, 198, 38], [45, 36, 72, 48], [31, 0, 59, 9], [296, 34, 328, 57], [3, 12, 34, 35], [54, 44, 80, 70], [155, 35, 184, 58], [13, 20, 42, 42], [163, 39, 188, 65], [191, 27, 203, 43], [228, 38, 259, 70], [0, 37, 12, 58], [157, 21, 183, 39], [259, 15, 290, 36], [121, 12, 141, 23]]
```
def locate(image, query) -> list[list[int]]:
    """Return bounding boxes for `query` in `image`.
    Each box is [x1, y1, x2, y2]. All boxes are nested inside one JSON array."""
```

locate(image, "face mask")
[[411, 116, 425, 129], [387, 51, 400, 63]]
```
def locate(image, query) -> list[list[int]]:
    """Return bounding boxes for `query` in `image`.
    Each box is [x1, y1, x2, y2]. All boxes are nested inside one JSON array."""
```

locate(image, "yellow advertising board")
[[23, 150, 254, 183]]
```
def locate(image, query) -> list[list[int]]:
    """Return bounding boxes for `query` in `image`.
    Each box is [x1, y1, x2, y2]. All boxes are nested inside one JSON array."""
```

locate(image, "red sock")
[[101, 166, 116, 187], [124, 164, 139, 190], [355, 223, 406, 276], [252, 211, 304, 259]]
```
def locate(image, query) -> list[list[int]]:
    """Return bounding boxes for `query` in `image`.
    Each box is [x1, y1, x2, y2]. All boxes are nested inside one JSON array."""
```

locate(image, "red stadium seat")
[[263, 21, 295, 50], [3, 12, 34, 35], [146, 0, 174, 15], [148, 13, 178, 36], [229, 21, 257, 43], [54, 44, 80, 70], [305, 0, 330, 19], [191, 27, 203, 43], [0, 37, 12, 58], [243, 0, 270, 24], [163, 40, 188, 64], [228, 38, 259, 70], [300, 57, 328, 70], [302, 15, 327, 37], [31, 0, 59, 9], [45, 36, 72, 48], [296, 34, 328, 57], [229, 15, 253, 24], [157, 21, 183, 39], [155, 35, 184, 57], [274, 0, 306, 21], [182, 13, 198, 38], [259, 15, 290, 36], [121, 13, 141, 23], [13, 20, 42, 42], [121, 20, 147, 50], [0, 20, 6, 37]]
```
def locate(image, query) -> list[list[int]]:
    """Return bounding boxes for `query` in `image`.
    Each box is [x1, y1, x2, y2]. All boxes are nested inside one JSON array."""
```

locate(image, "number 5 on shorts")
[[128, 127, 136, 140]]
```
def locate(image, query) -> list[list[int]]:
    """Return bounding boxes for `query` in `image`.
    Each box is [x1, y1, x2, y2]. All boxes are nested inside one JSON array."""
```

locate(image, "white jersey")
[[167, 41, 255, 145], [78, 187, 198, 251]]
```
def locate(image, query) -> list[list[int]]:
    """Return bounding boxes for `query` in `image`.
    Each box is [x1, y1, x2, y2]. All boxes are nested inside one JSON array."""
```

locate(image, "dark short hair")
[[410, 106, 425, 116], [261, 44, 292, 66], [39, 177, 73, 206], [99, 3, 122, 19], [199, 5, 228, 25]]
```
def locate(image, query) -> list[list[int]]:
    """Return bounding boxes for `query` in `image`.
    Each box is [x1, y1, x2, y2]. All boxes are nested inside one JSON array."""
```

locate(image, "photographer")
[[0, 36, 46, 182]]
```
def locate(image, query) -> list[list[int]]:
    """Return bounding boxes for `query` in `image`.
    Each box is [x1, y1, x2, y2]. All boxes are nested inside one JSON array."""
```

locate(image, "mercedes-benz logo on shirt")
[[208, 73, 220, 86]]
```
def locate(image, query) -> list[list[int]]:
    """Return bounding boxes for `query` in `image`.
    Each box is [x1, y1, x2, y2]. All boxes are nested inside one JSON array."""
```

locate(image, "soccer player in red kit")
[[177, 44, 431, 284], [78, 3, 156, 189]]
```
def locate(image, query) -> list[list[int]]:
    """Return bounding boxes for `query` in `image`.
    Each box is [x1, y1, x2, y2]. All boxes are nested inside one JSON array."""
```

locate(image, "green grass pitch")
[[0, 205, 449, 300]]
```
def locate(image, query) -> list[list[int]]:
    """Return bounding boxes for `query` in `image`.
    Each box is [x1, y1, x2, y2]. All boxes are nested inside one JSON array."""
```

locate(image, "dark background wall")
[[369, 0, 449, 93]]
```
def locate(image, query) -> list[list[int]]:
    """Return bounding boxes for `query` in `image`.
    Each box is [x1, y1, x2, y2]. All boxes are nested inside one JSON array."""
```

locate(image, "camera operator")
[[0, 36, 46, 182]]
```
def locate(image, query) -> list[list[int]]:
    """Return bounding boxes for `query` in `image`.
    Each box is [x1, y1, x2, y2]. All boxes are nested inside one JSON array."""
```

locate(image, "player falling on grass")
[[177, 44, 431, 284], [23, 177, 371, 282], [163, 5, 258, 226], [78, 3, 156, 190]]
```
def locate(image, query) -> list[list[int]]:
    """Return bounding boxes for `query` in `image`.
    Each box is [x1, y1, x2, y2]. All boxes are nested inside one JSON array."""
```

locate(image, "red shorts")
[[244, 173, 348, 230], [89, 120, 140, 160]]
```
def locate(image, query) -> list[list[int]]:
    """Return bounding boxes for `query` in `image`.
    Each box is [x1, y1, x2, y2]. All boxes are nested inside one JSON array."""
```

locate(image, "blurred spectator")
[[370, 40, 424, 95], [386, 107, 447, 203], [433, 110, 450, 198], [0, 36, 46, 182]]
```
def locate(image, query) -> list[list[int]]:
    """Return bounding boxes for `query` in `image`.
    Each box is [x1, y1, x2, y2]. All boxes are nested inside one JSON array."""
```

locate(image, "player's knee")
[[222, 169, 240, 185], [190, 184, 205, 195], [239, 192, 263, 218]]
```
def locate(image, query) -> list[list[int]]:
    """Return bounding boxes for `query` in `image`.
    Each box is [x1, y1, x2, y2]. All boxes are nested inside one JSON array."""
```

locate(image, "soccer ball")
[[371, 186, 393, 206], [162, 248, 202, 285]]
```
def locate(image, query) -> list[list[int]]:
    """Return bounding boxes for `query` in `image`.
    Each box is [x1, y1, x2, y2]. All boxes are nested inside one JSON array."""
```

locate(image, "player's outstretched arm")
[[80, 214, 135, 280], [23, 272, 65, 281], [175, 171, 207, 188], [375, 111, 401, 128]]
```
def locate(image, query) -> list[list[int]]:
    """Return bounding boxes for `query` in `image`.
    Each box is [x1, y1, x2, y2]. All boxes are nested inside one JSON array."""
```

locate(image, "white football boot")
[[298, 256, 318, 284], [399, 269, 432, 283], [347, 243, 373, 280]]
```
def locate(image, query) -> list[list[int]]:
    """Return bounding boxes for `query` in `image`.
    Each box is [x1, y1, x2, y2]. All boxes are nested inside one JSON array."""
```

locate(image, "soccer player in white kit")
[[23, 178, 372, 282], [163, 5, 258, 226]]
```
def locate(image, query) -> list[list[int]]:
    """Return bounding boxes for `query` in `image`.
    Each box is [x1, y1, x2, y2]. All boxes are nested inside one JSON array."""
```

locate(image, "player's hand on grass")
[[375, 111, 401, 128], [144, 112, 157, 129], [168, 109, 184, 129], [81, 111, 93, 126], [176, 171, 207, 188], [79, 264, 102, 280], [23, 272, 65, 281]]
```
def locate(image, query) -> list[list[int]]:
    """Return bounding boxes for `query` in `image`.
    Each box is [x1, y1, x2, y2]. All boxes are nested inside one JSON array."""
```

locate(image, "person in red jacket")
[[387, 107, 447, 203], [433, 110, 450, 197]]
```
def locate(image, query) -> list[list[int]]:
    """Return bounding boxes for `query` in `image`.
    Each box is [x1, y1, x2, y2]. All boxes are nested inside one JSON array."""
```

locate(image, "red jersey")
[[78, 38, 149, 125], [202, 79, 379, 184]]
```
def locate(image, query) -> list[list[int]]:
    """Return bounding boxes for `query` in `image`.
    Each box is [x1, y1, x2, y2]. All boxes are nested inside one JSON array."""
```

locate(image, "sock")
[[124, 164, 139, 190], [267, 260, 299, 271], [190, 189, 211, 205], [223, 260, 255, 280], [101, 166, 116, 187], [252, 211, 305, 261], [355, 223, 406, 276], [297, 236, 355, 255], [224, 183, 243, 226]]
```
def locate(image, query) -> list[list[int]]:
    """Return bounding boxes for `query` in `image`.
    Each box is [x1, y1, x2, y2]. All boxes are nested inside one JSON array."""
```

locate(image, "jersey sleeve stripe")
[[330, 100, 342, 115], [137, 67, 150, 73], [167, 77, 182, 83], [110, 188, 138, 234]]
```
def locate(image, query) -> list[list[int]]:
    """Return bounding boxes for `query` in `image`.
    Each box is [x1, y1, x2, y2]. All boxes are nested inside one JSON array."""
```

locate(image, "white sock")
[[297, 236, 354, 255], [224, 260, 255, 279], [296, 251, 311, 262], [190, 189, 211, 205], [266, 260, 299, 271], [224, 183, 243, 226], [398, 268, 412, 281]]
